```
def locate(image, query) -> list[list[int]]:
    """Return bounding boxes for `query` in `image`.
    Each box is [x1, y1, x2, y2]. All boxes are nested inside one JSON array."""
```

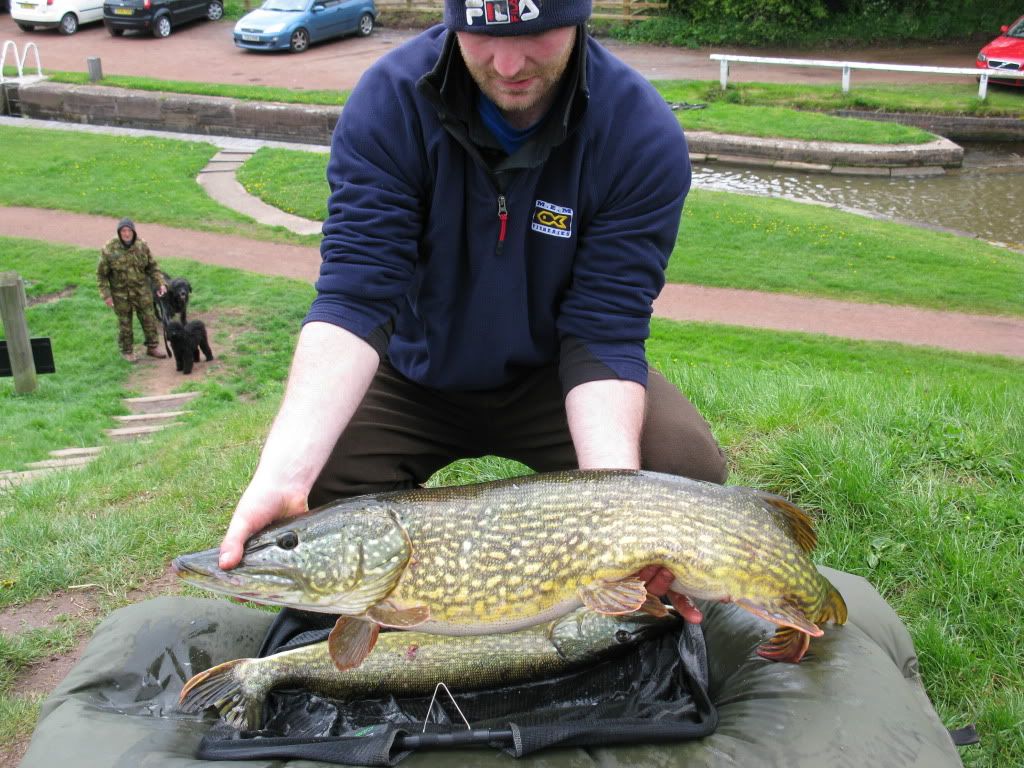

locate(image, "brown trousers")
[[309, 361, 728, 507]]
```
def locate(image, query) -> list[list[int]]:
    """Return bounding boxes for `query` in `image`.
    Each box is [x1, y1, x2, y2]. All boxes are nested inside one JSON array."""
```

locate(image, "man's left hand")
[[156, 285, 167, 297]]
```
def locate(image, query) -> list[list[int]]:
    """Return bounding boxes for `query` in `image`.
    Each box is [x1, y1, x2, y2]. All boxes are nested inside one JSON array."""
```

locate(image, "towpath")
[[2, 203, 1021, 358]]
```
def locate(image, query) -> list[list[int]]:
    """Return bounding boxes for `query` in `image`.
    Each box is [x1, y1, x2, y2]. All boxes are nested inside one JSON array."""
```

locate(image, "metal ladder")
[[1, 39, 45, 116]]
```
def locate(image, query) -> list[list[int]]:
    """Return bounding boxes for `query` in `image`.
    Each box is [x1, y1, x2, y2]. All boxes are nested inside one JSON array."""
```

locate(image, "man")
[[97, 218, 168, 362], [219, 0, 726, 619]]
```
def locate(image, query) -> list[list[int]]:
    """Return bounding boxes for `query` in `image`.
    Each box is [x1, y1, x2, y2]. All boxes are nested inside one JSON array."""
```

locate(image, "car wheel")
[[152, 14, 171, 37], [206, 0, 223, 20], [107, 24, 124, 35], [58, 12, 79, 34], [288, 27, 309, 53], [357, 11, 373, 36], [16, 21, 34, 31]]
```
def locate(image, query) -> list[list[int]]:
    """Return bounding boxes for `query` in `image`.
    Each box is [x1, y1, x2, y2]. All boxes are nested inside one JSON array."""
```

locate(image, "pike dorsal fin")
[[756, 491, 818, 553], [578, 577, 649, 615]]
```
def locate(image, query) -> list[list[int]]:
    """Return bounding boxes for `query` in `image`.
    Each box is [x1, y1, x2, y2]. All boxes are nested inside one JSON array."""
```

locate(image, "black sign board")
[[0, 337, 56, 376]]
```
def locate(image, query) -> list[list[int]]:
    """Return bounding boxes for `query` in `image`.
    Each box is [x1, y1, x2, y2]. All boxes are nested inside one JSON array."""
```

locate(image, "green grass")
[[674, 188, 1024, 315], [36, 70, 352, 106], [0, 237, 313, 471], [236, 147, 330, 221], [234, 147, 1024, 317], [0, 126, 318, 245], [655, 80, 1024, 119], [1, 245, 1022, 763]]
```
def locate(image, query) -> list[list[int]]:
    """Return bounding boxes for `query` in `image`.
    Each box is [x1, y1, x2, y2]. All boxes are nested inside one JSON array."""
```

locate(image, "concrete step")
[[114, 411, 187, 427], [123, 392, 199, 414], [105, 424, 178, 442], [49, 446, 103, 459], [25, 456, 96, 470], [0, 468, 53, 488]]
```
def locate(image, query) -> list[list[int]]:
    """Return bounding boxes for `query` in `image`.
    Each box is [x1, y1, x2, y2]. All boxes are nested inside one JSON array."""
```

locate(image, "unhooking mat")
[[20, 567, 964, 767]]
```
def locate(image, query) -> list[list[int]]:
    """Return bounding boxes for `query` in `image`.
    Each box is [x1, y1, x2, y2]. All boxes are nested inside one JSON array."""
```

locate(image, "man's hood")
[[117, 217, 137, 247]]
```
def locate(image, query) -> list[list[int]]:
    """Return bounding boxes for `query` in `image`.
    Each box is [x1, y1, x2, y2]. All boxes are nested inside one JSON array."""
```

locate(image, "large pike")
[[178, 608, 679, 730], [173, 470, 847, 668]]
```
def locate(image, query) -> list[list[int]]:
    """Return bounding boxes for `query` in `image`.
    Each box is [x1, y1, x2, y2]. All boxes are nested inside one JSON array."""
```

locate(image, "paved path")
[[3, 204, 1022, 359]]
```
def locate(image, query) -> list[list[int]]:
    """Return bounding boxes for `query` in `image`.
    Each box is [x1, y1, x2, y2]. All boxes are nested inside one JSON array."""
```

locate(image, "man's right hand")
[[218, 481, 309, 570], [104, 297, 114, 308]]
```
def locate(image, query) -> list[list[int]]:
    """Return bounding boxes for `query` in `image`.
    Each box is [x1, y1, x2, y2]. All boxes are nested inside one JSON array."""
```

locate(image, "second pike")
[[178, 608, 679, 730], [173, 470, 847, 669]]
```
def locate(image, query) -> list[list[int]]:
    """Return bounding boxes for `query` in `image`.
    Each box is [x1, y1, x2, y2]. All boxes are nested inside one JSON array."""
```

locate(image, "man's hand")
[[219, 481, 309, 570], [634, 565, 704, 624], [156, 285, 167, 297], [104, 296, 114, 307]]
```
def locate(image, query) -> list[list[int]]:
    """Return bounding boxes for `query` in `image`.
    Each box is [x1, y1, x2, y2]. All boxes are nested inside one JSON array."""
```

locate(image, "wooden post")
[[0, 271, 37, 394]]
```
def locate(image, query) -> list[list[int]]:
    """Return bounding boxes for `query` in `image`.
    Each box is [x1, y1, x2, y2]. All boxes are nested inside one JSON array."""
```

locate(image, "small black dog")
[[161, 277, 192, 325], [153, 272, 192, 325], [166, 319, 214, 375]]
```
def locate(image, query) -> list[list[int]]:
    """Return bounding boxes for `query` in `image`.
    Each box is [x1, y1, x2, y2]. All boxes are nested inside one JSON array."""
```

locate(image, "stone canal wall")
[[13, 80, 1006, 173]]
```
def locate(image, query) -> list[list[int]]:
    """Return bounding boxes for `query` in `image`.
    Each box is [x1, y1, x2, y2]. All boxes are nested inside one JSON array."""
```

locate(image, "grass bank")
[[236, 147, 1024, 317], [1, 241, 1022, 765], [0, 125, 319, 246]]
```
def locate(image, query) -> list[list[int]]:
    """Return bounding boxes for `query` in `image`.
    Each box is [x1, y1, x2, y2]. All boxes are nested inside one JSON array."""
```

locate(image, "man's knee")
[[640, 371, 728, 484]]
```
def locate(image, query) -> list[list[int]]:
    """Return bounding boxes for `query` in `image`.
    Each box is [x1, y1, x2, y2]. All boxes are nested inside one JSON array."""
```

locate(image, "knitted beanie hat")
[[445, 0, 592, 36]]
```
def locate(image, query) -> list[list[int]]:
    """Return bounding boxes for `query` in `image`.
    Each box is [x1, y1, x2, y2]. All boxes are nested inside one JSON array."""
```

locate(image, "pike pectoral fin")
[[757, 626, 812, 663], [327, 617, 380, 672], [579, 577, 649, 615], [366, 600, 430, 628]]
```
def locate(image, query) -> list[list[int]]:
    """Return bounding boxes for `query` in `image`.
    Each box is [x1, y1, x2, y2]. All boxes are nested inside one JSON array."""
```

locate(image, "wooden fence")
[[373, 0, 669, 22]]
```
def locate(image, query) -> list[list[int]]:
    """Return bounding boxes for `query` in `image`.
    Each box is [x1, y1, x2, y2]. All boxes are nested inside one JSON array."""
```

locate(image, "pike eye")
[[614, 629, 630, 644], [276, 531, 299, 550]]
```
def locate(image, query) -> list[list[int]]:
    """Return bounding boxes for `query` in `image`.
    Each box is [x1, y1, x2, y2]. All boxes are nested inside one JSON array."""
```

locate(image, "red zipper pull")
[[497, 194, 508, 242]]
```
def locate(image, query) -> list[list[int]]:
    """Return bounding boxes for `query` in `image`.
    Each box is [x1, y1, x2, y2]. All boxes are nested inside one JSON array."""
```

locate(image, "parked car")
[[103, 0, 222, 37], [976, 15, 1024, 88], [11, 0, 103, 34], [233, 0, 375, 53]]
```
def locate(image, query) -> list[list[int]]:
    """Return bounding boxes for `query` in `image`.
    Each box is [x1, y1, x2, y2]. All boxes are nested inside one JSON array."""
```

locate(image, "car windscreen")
[[261, 0, 304, 10], [1009, 18, 1024, 38]]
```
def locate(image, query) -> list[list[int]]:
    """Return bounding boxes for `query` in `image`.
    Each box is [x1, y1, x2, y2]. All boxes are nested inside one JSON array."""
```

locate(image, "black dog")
[[166, 319, 214, 375], [159, 277, 192, 325]]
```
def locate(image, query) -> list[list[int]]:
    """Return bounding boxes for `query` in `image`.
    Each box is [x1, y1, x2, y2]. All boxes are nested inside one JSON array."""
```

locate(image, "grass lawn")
[[0, 125, 318, 246], [236, 147, 1024, 317], [1, 242, 1022, 765], [0, 237, 312, 471]]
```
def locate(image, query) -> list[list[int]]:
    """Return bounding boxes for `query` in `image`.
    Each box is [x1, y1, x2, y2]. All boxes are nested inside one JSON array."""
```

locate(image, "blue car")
[[233, 0, 375, 53]]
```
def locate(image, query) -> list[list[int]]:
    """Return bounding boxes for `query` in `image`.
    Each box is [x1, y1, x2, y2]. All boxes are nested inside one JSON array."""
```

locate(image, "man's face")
[[118, 226, 134, 243], [456, 26, 577, 130]]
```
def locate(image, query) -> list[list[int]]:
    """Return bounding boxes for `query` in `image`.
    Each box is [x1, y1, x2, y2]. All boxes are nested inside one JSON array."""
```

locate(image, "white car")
[[12, 0, 104, 34]]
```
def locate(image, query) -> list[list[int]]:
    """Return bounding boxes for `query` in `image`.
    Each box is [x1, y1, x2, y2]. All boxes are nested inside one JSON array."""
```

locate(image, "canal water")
[[692, 142, 1024, 248]]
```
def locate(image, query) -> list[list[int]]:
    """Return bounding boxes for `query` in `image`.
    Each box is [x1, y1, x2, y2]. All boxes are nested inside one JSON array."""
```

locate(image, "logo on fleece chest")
[[531, 200, 574, 239]]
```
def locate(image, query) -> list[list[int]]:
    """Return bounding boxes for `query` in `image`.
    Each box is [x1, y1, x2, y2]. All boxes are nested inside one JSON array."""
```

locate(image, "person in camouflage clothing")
[[97, 218, 169, 362]]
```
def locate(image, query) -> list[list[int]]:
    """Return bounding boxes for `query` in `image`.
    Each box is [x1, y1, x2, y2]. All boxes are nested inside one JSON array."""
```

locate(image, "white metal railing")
[[709, 53, 1024, 100], [0, 40, 43, 85]]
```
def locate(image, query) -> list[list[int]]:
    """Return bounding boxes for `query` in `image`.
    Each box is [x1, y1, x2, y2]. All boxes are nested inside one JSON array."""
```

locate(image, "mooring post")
[[0, 271, 37, 394]]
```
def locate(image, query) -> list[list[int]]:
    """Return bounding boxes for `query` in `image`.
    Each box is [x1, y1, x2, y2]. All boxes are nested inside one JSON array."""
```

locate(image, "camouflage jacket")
[[97, 237, 165, 301]]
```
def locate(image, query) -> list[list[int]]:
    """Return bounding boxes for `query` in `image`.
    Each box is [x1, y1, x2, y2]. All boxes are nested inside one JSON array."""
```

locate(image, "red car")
[[976, 15, 1024, 87]]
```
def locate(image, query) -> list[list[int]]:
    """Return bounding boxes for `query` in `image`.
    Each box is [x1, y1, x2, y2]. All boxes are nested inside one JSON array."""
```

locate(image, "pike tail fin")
[[178, 658, 260, 730]]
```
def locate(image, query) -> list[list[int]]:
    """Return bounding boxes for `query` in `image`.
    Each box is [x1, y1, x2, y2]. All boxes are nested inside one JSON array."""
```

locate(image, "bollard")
[[0, 272, 38, 394], [87, 56, 103, 83]]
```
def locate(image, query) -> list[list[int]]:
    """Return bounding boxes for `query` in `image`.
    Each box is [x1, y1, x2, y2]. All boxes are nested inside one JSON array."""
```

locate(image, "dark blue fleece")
[[306, 25, 690, 393]]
